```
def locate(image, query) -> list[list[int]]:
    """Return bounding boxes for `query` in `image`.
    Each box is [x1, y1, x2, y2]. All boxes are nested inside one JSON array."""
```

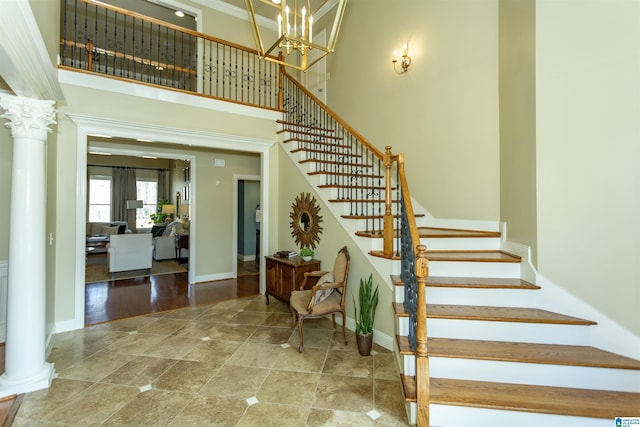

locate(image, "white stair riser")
[[429, 357, 640, 392], [396, 316, 409, 336], [427, 318, 591, 346], [429, 404, 612, 427], [368, 236, 501, 252], [426, 287, 537, 307], [429, 261, 520, 278]]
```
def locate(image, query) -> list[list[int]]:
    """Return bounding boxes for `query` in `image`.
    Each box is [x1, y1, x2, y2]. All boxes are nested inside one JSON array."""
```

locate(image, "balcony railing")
[[60, 0, 280, 110]]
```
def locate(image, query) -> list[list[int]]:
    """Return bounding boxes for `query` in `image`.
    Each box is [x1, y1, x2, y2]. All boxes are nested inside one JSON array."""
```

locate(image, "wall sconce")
[[392, 45, 412, 74]]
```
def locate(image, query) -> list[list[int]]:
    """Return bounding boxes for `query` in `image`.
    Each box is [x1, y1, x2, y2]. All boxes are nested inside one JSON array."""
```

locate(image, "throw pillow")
[[307, 272, 335, 311], [151, 225, 166, 237], [102, 225, 120, 235], [171, 223, 185, 235], [111, 223, 126, 234]]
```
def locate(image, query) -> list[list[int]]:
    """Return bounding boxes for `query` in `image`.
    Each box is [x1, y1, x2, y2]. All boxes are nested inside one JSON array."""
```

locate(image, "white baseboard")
[[237, 254, 256, 262], [194, 272, 234, 283]]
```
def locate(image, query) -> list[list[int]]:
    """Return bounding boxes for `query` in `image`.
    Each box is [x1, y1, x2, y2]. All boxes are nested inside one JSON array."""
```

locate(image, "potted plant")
[[352, 273, 379, 356], [300, 247, 314, 261], [150, 199, 169, 224]]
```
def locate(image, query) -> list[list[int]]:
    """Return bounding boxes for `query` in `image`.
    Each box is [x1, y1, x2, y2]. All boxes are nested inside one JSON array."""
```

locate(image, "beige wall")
[[28, 0, 59, 66], [277, 145, 394, 338], [328, 0, 501, 221], [536, 0, 640, 335], [51, 82, 274, 325], [498, 0, 538, 265]]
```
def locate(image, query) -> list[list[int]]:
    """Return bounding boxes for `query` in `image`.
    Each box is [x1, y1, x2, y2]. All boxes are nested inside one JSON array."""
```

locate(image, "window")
[[136, 178, 158, 229], [88, 176, 111, 222]]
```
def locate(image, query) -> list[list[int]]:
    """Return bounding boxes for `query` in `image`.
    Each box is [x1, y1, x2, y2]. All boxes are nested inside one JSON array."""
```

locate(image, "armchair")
[[107, 234, 153, 278], [289, 246, 350, 352]]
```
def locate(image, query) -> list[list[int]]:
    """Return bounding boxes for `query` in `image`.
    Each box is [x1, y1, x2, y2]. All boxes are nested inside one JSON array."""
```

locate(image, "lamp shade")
[[126, 200, 143, 209], [162, 204, 176, 215], [179, 204, 190, 218]]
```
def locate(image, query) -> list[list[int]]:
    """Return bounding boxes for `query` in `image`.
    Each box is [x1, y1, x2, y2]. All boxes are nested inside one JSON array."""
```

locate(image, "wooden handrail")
[[281, 70, 386, 160], [73, 0, 273, 59]]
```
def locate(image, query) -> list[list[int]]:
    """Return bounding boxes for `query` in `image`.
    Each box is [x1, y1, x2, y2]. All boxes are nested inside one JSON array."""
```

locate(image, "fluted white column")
[[0, 94, 56, 397]]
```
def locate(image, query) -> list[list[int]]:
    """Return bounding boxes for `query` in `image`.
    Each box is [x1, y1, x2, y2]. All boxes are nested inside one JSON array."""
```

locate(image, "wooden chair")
[[289, 246, 350, 352]]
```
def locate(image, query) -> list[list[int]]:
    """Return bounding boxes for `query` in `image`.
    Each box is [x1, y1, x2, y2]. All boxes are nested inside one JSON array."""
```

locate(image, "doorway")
[[235, 176, 261, 278]]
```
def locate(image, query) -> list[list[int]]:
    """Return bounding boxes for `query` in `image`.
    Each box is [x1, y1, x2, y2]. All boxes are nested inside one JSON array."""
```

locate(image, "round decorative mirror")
[[290, 192, 323, 249]]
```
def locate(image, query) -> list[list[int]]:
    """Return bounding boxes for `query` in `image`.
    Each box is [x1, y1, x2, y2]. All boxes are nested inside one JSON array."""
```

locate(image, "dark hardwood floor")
[[86, 261, 261, 325]]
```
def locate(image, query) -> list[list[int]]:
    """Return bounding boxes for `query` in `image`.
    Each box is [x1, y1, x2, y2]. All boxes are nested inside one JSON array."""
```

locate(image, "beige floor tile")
[[229, 310, 271, 325], [206, 323, 258, 341], [172, 319, 220, 338], [104, 332, 166, 355], [56, 350, 133, 382], [101, 355, 176, 387], [197, 309, 243, 323], [210, 298, 253, 311], [301, 316, 337, 330], [101, 389, 193, 427], [182, 338, 242, 364], [323, 348, 373, 378], [314, 375, 373, 412], [274, 346, 328, 373], [143, 335, 202, 359], [45, 382, 140, 425], [374, 413, 411, 426], [88, 315, 158, 332], [168, 395, 248, 426], [16, 378, 93, 420], [226, 341, 284, 368], [249, 326, 294, 345], [237, 402, 310, 427], [257, 370, 320, 407], [263, 312, 294, 327], [153, 359, 218, 393], [137, 318, 191, 335], [242, 299, 277, 313], [162, 305, 211, 320], [288, 327, 334, 349], [330, 329, 357, 350], [53, 328, 128, 355], [307, 408, 375, 426], [374, 378, 407, 420], [200, 365, 270, 399], [373, 353, 399, 380]]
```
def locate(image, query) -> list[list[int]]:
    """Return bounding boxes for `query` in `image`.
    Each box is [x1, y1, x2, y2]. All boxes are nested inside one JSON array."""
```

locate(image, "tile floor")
[[13, 295, 409, 426]]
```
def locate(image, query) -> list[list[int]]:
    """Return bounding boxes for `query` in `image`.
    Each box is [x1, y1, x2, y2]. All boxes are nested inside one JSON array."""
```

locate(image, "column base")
[[0, 362, 55, 398]]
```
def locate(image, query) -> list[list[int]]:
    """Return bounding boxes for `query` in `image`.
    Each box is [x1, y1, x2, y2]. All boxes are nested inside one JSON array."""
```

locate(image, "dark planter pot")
[[356, 332, 373, 356]]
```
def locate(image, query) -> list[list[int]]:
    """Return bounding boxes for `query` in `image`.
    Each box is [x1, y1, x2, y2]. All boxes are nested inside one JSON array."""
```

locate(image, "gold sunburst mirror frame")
[[290, 192, 323, 249]]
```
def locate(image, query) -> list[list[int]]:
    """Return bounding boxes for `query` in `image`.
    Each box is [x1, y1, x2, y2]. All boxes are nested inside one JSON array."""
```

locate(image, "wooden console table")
[[265, 255, 321, 305]]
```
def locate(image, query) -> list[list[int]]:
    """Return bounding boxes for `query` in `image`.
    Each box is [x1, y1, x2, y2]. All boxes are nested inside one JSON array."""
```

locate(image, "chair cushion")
[[307, 272, 334, 311], [332, 252, 348, 283], [292, 289, 341, 316]]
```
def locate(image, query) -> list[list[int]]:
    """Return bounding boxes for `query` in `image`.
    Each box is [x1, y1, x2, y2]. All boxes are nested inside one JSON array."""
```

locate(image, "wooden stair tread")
[[329, 198, 397, 203], [342, 213, 425, 220], [369, 250, 400, 260], [276, 120, 335, 132], [398, 336, 640, 369], [402, 376, 640, 419], [390, 274, 540, 289], [291, 148, 361, 157], [309, 171, 383, 178], [301, 159, 371, 168], [427, 304, 597, 325], [427, 250, 521, 263], [418, 226, 501, 238], [278, 129, 343, 140]]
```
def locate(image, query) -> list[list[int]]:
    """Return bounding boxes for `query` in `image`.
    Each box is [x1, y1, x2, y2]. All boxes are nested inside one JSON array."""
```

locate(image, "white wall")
[[536, 0, 640, 335]]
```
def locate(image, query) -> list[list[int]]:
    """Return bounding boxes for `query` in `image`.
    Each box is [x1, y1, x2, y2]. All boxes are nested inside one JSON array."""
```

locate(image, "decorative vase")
[[356, 332, 373, 356], [302, 256, 312, 262]]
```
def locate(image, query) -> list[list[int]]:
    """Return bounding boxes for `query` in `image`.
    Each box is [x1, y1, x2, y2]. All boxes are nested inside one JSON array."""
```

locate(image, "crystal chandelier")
[[244, 0, 347, 71]]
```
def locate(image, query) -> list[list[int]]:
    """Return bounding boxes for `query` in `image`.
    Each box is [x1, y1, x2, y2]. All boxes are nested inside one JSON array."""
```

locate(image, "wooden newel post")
[[415, 244, 430, 426], [87, 38, 94, 71], [383, 145, 394, 256]]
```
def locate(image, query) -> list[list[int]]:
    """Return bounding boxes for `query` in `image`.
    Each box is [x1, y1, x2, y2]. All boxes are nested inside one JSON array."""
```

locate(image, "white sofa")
[[107, 234, 153, 278], [152, 221, 189, 261], [86, 221, 130, 236]]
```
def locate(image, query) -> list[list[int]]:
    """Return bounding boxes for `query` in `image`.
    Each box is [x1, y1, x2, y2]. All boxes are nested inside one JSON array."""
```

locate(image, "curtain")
[[158, 169, 169, 202], [111, 167, 137, 232]]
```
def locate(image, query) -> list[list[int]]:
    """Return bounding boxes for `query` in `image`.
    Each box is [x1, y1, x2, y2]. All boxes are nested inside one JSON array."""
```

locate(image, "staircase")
[[278, 73, 640, 426]]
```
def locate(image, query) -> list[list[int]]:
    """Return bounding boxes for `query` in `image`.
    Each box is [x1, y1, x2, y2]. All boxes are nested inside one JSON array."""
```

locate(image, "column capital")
[[0, 94, 56, 140]]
